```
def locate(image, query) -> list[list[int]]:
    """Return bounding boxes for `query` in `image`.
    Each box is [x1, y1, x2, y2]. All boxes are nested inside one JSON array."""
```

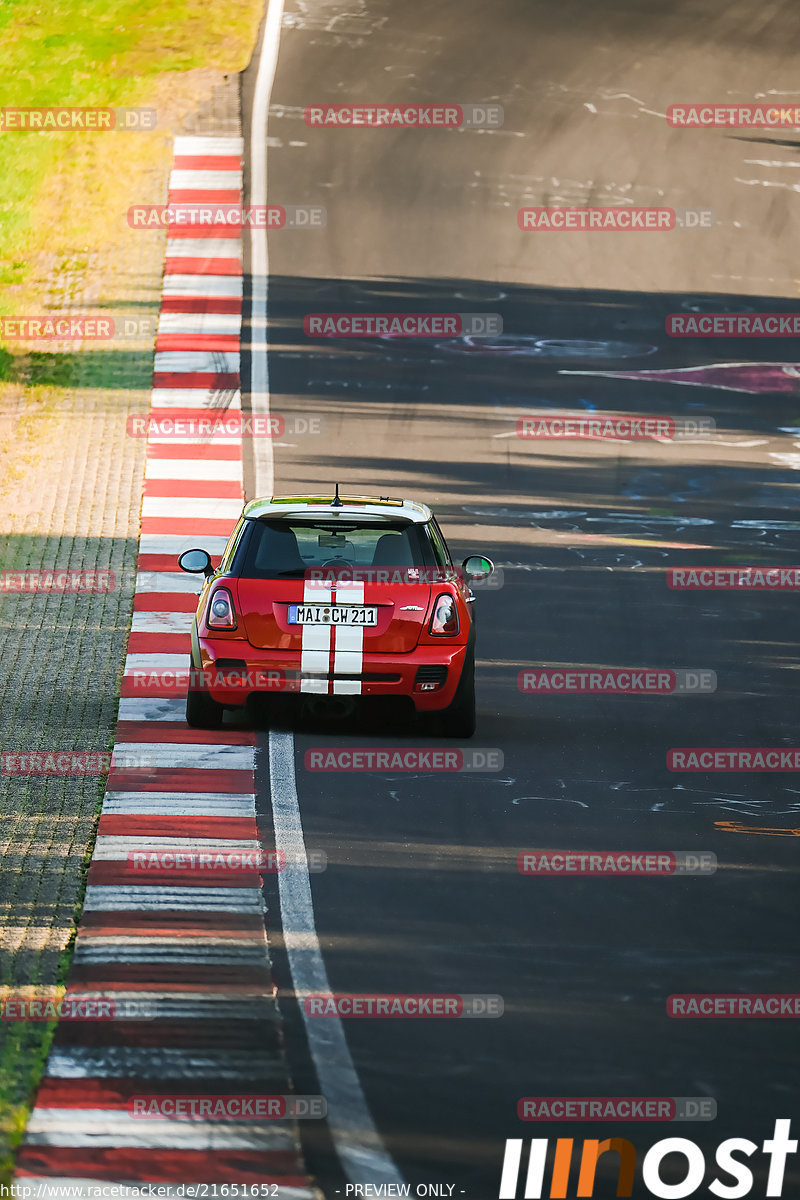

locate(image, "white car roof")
[[243, 495, 432, 524]]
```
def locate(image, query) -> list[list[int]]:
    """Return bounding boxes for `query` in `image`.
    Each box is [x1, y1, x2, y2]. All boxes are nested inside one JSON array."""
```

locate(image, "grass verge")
[[0, 0, 262, 1181]]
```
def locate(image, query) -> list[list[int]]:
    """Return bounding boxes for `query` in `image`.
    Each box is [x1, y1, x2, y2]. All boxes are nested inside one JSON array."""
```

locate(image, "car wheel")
[[186, 679, 225, 729], [438, 649, 476, 738]]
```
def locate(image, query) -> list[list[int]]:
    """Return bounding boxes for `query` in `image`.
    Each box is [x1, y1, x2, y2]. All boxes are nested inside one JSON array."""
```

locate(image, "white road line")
[[248, 0, 281, 502], [269, 731, 405, 1186], [250, 2, 404, 1185]]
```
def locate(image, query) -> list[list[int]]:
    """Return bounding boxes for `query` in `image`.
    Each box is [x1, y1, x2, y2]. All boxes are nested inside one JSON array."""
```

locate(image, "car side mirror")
[[462, 555, 494, 581], [178, 548, 214, 578]]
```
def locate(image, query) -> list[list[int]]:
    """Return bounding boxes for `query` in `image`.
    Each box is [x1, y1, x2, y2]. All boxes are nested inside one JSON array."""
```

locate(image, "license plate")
[[288, 604, 378, 626]]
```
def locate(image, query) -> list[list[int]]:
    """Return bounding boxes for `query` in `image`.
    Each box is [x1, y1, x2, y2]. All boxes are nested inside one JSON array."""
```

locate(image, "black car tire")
[[185, 680, 225, 729], [438, 646, 476, 738]]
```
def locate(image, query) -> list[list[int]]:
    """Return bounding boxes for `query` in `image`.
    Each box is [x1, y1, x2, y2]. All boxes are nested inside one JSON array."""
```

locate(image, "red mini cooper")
[[178, 490, 494, 736]]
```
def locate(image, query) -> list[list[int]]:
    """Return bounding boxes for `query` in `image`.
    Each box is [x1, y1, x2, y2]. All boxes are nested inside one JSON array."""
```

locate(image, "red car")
[[178, 490, 494, 736]]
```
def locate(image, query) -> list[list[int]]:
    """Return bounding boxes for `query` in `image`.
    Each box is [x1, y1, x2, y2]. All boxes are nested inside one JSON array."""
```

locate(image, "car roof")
[[243, 495, 433, 524]]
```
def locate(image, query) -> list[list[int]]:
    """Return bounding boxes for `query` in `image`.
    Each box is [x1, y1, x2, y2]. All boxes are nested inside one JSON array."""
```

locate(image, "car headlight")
[[206, 587, 237, 631], [429, 592, 460, 636]]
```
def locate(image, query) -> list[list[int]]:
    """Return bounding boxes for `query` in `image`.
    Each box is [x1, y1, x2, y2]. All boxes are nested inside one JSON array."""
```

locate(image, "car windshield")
[[239, 518, 443, 579]]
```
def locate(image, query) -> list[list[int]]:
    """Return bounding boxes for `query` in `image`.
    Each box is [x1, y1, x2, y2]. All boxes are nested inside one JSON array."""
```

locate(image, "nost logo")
[[498, 1119, 797, 1197]]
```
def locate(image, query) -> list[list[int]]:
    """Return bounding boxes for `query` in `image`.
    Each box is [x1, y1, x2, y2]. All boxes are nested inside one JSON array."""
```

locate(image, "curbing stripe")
[[17, 134, 318, 1195]]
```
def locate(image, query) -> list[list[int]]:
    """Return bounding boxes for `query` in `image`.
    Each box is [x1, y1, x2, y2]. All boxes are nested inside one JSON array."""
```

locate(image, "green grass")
[[0, 771, 106, 1182], [0, 0, 262, 1182], [0, 0, 262, 308]]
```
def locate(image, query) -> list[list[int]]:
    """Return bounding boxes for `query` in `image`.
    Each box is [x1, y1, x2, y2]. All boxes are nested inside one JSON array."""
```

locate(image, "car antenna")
[[331, 483, 343, 508]]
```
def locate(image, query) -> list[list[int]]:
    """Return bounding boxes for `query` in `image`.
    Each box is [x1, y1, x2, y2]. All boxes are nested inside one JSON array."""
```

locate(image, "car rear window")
[[238, 518, 442, 579]]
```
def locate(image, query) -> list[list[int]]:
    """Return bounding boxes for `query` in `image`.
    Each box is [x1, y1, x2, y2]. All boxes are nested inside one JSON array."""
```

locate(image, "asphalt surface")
[[240, 1, 800, 1195]]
